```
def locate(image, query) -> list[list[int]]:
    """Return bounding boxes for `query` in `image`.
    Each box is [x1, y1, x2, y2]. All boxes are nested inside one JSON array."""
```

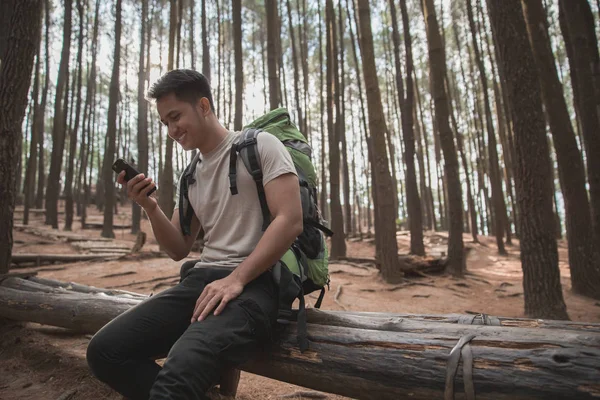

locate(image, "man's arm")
[[118, 171, 202, 261], [191, 172, 302, 322]]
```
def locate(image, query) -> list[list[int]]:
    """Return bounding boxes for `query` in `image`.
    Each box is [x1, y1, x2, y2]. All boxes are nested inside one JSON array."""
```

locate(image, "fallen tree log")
[[335, 255, 448, 277], [82, 222, 132, 230], [0, 277, 599, 399], [13, 224, 113, 242], [10, 253, 123, 267]]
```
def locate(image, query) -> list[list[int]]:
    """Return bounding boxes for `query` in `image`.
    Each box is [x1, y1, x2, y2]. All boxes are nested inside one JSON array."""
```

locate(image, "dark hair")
[[147, 69, 215, 111]]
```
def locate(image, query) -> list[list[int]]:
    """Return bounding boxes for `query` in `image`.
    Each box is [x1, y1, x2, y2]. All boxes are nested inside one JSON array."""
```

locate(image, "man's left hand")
[[191, 275, 244, 323]]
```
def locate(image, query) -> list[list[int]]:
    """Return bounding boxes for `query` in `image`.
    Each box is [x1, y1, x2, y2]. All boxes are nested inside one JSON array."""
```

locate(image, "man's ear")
[[199, 97, 211, 116]]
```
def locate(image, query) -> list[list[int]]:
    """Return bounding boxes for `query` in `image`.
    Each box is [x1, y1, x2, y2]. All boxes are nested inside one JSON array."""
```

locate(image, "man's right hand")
[[117, 171, 157, 212]]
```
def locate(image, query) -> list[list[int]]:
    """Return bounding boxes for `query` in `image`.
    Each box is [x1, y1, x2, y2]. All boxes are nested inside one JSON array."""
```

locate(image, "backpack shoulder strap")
[[231, 128, 271, 231], [178, 151, 202, 236]]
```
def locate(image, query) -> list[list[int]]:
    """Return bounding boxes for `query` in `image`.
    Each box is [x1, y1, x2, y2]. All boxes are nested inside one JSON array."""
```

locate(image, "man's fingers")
[[140, 182, 156, 197], [198, 295, 221, 321], [213, 296, 230, 316], [126, 173, 146, 192], [116, 171, 126, 185], [131, 178, 151, 197], [191, 298, 205, 323], [192, 290, 213, 322]]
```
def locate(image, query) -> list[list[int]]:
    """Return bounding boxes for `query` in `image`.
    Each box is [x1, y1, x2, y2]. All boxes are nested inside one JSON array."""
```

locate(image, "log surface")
[[0, 277, 599, 399]]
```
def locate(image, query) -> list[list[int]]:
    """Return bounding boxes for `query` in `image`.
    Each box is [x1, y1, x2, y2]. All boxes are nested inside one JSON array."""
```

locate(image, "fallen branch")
[[1, 278, 600, 399], [10, 253, 122, 268], [332, 261, 372, 270]]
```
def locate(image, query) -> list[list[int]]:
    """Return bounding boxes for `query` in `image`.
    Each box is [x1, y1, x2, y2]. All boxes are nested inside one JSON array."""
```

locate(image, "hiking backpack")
[[178, 108, 333, 352]]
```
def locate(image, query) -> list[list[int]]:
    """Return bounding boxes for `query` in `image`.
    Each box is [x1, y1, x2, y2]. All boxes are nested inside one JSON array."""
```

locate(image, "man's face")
[[156, 92, 206, 151]]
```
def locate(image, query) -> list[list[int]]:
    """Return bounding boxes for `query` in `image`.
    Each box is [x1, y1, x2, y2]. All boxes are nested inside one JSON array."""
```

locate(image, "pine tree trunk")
[[448, 74, 478, 243], [34, 1, 50, 211], [23, 38, 41, 226], [486, 0, 568, 320], [381, 32, 400, 225], [558, 0, 600, 248], [356, 0, 401, 283], [0, 0, 42, 274], [347, 0, 373, 236], [265, 0, 280, 110], [132, 0, 149, 234], [338, 2, 351, 238], [35, 1, 50, 211], [232, 0, 243, 131], [421, 0, 464, 276], [390, 0, 424, 255], [317, 0, 328, 222], [189, 0, 195, 69], [201, 0, 210, 80], [298, 0, 309, 136], [101, 0, 122, 239], [176, 0, 182, 68], [477, 2, 514, 244], [80, 0, 100, 228], [523, 0, 600, 300], [414, 76, 436, 231], [286, 0, 304, 137], [44, 0, 72, 228], [326, 0, 346, 259], [64, 0, 85, 231], [158, 0, 177, 221], [466, 0, 506, 254]]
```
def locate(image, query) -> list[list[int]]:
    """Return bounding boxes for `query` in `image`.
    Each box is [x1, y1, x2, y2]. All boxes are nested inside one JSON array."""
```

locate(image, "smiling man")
[[86, 69, 302, 400]]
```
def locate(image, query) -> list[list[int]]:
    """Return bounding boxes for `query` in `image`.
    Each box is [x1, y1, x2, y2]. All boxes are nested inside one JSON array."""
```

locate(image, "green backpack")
[[178, 108, 333, 352]]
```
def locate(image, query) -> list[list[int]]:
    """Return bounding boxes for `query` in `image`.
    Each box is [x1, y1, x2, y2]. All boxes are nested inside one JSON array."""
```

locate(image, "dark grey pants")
[[86, 267, 278, 400]]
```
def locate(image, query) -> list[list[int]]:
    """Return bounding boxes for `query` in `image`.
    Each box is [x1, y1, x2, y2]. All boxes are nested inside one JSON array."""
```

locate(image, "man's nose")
[[168, 124, 178, 138]]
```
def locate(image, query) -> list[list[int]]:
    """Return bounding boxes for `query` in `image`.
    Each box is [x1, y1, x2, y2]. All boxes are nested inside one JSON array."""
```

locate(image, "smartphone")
[[112, 158, 157, 196]]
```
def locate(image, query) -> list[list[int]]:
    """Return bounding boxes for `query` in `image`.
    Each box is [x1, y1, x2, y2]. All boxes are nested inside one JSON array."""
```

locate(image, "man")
[[86, 69, 302, 399]]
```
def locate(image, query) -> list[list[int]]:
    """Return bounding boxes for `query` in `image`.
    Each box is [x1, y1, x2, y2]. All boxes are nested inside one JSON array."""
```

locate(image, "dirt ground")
[[2, 204, 600, 400]]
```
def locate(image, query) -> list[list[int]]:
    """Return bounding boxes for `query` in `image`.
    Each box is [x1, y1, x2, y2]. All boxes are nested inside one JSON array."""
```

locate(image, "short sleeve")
[[257, 132, 297, 185]]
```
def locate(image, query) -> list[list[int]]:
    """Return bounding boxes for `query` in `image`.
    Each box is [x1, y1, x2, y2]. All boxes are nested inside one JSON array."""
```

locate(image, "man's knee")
[[86, 331, 114, 381]]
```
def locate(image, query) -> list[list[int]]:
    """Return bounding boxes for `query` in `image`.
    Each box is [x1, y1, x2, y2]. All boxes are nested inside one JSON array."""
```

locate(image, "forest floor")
[[2, 204, 600, 400]]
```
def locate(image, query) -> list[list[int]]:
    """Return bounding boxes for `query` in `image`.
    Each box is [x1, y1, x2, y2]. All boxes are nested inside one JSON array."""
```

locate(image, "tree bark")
[[390, 0, 425, 255], [34, 0, 50, 211], [486, 0, 568, 320], [356, 0, 401, 283], [158, 0, 177, 221], [132, 0, 149, 235], [45, 0, 72, 229], [189, 0, 195, 69], [338, 2, 351, 237], [558, 0, 600, 248], [233, 0, 243, 131], [523, 0, 600, 300], [0, 0, 42, 274], [326, 0, 346, 259], [317, 0, 328, 222], [201, 0, 210, 81], [265, 0, 280, 110], [23, 32, 42, 226], [1, 279, 599, 400], [64, 0, 85, 231], [286, 0, 304, 137], [421, 0, 464, 276], [466, 0, 506, 255], [414, 75, 436, 231], [101, 0, 123, 239]]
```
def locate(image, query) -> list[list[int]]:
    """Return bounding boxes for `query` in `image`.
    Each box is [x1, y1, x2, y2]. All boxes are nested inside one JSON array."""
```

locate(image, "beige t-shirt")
[[175, 130, 296, 269]]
